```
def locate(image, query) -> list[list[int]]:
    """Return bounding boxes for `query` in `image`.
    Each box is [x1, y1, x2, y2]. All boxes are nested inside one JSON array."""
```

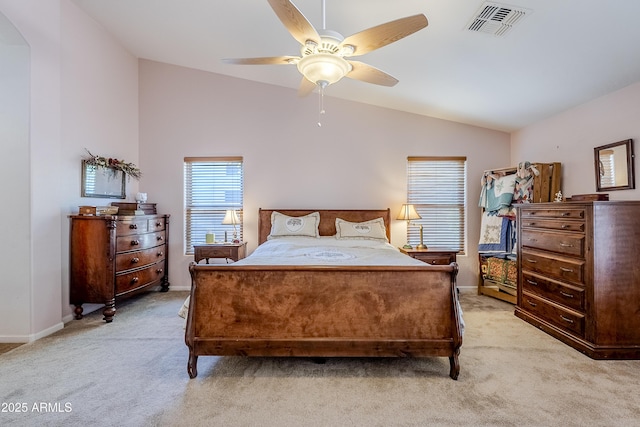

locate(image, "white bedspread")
[[235, 236, 427, 266]]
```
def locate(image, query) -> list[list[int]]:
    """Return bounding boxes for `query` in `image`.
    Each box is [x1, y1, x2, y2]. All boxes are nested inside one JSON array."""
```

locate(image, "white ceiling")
[[71, 0, 640, 132]]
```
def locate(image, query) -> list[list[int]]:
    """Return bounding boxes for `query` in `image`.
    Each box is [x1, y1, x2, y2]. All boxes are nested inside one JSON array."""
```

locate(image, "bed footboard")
[[185, 263, 462, 379]]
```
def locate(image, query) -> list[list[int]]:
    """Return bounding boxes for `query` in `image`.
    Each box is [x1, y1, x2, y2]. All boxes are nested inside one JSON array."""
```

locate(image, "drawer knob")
[[526, 279, 538, 286], [526, 259, 537, 264], [130, 277, 139, 284], [157, 236, 164, 241], [561, 212, 570, 216], [559, 243, 574, 247], [156, 222, 161, 227], [561, 224, 570, 229], [156, 268, 164, 274], [560, 267, 574, 273], [131, 240, 140, 246], [527, 300, 537, 307], [131, 257, 140, 264], [560, 291, 575, 298], [157, 251, 164, 257], [129, 224, 138, 229], [560, 315, 574, 324]]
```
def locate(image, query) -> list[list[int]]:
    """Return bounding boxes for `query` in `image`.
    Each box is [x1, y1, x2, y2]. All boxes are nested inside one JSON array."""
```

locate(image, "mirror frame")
[[81, 160, 126, 199], [594, 139, 635, 192]]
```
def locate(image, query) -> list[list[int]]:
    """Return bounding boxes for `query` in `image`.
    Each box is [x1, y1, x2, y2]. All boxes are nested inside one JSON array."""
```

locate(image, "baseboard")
[[0, 321, 64, 343]]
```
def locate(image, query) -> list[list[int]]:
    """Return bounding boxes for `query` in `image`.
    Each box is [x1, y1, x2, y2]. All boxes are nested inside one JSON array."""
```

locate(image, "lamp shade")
[[396, 204, 421, 221], [221, 209, 240, 225]]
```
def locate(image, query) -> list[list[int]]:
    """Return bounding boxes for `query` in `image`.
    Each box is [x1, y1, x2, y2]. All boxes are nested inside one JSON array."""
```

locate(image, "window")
[[184, 157, 243, 255], [406, 156, 467, 253]]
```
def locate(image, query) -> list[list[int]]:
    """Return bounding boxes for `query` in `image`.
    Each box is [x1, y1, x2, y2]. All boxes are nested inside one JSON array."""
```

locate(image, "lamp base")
[[415, 244, 427, 250]]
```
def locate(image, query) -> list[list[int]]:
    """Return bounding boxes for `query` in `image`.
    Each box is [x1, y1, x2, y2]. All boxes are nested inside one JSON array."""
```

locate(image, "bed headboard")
[[257, 209, 392, 245]]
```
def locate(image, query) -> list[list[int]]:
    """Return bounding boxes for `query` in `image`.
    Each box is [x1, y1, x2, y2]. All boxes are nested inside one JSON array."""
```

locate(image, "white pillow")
[[335, 217, 388, 241], [267, 211, 320, 239]]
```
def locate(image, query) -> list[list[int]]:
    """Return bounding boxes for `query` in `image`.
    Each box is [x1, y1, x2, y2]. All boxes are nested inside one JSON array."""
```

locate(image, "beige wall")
[[138, 60, 511, 291], [511, 82, 640, 200]]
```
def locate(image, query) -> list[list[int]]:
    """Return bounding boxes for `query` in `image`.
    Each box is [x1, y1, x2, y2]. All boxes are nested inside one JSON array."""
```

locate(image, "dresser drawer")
[[148, 218, 166, 232], [116, 231, 166, 253], [115, 245, 167, 273], [521, 292, 585, 337], [520, 207, 585, 220], [115, 262, 165, 295], [521, 229, 585, 257], [521, 249, 585, 285], [116, 219, 149, 236], [522, 272, 585, 312], [520, 218, 585, 232]]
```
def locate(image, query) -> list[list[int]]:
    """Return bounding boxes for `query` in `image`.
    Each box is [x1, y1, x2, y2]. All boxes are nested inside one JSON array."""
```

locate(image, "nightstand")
[[398, 247, 457, 265], [193, 242, 247, 264]]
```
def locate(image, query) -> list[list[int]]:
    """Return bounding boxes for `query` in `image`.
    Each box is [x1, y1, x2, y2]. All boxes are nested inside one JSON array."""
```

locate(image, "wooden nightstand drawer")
[[398, 248, 457, 265], [194, 242, 247, 263]]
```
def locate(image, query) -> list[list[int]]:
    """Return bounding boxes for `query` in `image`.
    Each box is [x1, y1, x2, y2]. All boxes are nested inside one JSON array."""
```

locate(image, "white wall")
[[138, 60, 512, 291], [0, 0, 139, 342], [512, 82, 640, 200], [0, 9, 30, 340]]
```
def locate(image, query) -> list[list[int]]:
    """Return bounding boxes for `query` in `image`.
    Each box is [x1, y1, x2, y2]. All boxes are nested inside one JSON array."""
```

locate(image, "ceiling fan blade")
[[346, 61, 399, 87], [298, 77, 317, 97], [340, 14, 428, 57], [221, 56, 299, 65], [267, 0, 320, 46]]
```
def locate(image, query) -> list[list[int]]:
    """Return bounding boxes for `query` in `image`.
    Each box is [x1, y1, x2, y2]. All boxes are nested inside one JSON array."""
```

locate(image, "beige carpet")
[[1, 290, 638, 427]]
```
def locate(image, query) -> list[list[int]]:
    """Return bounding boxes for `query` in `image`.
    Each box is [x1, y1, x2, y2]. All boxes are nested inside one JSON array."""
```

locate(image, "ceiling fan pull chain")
[[317, 81, 327, 127], [321, 0, 326, 30]]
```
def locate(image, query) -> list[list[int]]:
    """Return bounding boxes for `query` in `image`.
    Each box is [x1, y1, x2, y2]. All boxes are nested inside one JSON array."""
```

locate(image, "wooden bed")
[[185, 209, 463, 379]]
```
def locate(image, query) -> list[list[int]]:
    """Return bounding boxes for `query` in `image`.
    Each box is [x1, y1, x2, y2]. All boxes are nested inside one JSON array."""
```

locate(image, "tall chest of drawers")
[[515, 201, 640, 359], [69, 214, 170, 322]]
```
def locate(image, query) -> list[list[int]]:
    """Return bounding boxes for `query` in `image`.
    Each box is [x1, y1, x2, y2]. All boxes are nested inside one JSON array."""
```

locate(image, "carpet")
[[0, 290, 638, 427]]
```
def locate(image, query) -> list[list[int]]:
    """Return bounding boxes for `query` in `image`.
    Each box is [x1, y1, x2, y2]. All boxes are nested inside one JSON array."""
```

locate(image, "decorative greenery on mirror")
[[81, 150, 141, 199], [594, 139, 635, 192], [81, 160, 126, 199]]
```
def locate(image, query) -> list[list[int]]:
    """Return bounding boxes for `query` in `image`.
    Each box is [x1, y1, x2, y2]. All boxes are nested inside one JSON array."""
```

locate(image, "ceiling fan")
[[222, 0, 429, 97]]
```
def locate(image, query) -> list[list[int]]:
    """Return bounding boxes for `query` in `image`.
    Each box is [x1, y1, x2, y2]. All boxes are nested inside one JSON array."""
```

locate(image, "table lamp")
[[222, 209, 240, 243], [396, 204, 426, 249]]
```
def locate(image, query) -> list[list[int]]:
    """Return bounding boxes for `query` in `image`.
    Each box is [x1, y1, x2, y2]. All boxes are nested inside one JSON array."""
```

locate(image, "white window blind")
[[406, 156, 466, 253], [184, 157, 243, 255]]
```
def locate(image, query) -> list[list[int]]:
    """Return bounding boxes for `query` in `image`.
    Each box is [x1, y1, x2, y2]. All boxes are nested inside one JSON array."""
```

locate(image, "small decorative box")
[[78, 206, 97, 216]]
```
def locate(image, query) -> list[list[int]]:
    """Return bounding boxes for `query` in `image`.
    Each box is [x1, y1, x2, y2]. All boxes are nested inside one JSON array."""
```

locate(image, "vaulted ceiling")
[[72, 0, 640, 132]]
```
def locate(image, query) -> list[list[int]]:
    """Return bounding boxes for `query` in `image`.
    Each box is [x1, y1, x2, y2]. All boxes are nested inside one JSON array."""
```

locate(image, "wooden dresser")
[[69, 214, 170, 322], [515, 201, 640, 359]]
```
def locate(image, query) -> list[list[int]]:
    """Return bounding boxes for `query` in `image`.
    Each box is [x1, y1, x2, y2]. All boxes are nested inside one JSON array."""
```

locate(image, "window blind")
[[184, 157, 243, 255], [406, 156, 466, 253]]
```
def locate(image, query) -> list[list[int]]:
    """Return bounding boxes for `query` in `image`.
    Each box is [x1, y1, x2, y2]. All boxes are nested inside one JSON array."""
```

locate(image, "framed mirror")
[[81, 160, 126, 199], [594, 139, 635, 192]]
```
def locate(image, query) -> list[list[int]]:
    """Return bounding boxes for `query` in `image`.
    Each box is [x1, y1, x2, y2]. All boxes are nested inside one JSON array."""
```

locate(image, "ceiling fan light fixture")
[[296, 53, 352, 86]]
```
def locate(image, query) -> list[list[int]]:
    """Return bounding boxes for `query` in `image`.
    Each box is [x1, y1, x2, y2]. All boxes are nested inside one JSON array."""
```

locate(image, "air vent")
[[467, 2, 531, 37]]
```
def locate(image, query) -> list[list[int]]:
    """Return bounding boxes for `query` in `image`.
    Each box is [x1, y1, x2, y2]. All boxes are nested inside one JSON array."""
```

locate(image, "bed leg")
[[449, 352, 460, 380], [188, 352, 198, 379]]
